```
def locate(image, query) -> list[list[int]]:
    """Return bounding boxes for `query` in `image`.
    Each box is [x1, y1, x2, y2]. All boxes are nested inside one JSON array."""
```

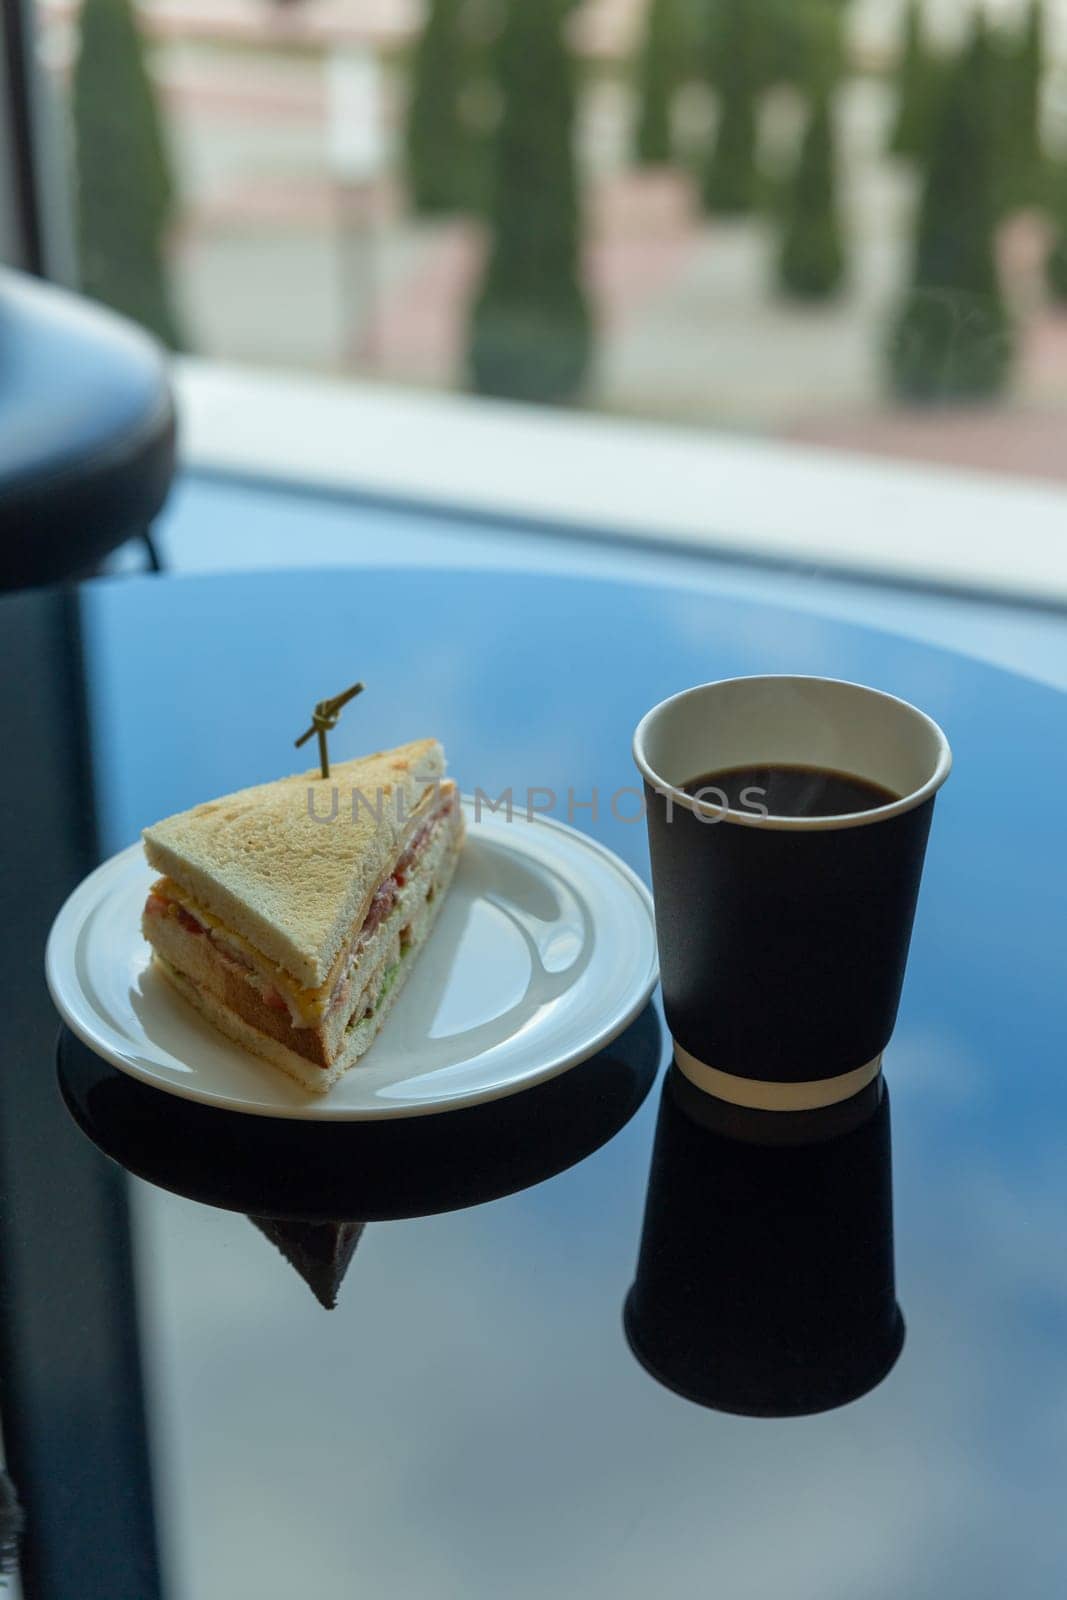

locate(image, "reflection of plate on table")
[[56, 1006, 662, 1224], [47, 798, 659, 1121]]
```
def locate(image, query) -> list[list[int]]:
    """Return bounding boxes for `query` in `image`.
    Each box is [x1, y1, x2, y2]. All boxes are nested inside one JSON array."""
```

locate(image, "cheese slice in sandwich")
[[140, 738, 464, 1093]]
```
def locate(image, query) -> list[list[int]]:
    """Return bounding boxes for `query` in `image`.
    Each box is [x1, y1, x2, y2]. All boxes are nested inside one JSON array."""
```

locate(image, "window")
[[7, 0, 1059, 492]]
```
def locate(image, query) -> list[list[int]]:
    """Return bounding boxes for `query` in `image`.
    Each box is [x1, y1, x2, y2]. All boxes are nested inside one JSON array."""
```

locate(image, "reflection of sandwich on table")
[[249, 1216, 366, 1310], [141, 740, 464, 1091]]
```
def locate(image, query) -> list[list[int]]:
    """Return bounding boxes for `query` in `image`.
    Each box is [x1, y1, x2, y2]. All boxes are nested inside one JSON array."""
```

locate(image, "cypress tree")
[[406, 0, 476, 214], [1010, 0, 1045, 208], [1045, 163, 1067, 302], [633, 0, 682, 165], [73, 0, 183, 348], [888, 0, 933, 160], [793, 0, 848, 92], [467, 0, 592, 403], [700, 0, 760, 215], [887, 16, 1013, 403], [776, 85, 846, 300], [740, 0, 849, 94]]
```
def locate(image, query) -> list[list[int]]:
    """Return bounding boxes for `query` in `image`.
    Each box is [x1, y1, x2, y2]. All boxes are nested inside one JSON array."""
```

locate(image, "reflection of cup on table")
[[624, 1067, 904, 1417], [633, 676, 951, 1111]]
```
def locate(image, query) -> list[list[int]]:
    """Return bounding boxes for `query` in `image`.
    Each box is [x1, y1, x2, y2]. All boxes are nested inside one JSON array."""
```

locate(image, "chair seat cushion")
[[0, 271, 176, 590]]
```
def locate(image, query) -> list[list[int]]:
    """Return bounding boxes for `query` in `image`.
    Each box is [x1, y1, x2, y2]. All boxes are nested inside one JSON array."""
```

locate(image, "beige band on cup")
[[673, 1043, 883, 1112]]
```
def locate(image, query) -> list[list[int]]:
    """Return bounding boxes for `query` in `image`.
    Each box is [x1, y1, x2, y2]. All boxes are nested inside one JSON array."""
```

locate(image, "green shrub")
[[406, 0, 480, 214], [633, 0, 683, 165], [467, 0, 592, 403], [777, 87, 845, 300], [73, 0, 183, 348], [888, 0, 934, 160], [790, 0, 848, 91], [1005, 0, 1045, 210], [700, 0, 759, 215], [1046, 163, 1067, 302], [1048, 237, 1067, 302], [701, 0, 849, 93], [888, 16, 1013, 403]]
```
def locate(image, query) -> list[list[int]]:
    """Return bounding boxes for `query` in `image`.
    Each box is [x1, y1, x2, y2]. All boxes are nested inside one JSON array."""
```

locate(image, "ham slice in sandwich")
[[141, 739, 464, 1092]]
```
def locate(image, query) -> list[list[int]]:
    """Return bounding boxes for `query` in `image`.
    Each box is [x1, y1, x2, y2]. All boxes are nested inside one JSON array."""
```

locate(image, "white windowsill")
[[174, 358, 1067, 608]]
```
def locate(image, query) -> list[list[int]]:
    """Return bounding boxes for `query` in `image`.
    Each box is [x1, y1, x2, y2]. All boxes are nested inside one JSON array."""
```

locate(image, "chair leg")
[[141, 527, 164, 572]]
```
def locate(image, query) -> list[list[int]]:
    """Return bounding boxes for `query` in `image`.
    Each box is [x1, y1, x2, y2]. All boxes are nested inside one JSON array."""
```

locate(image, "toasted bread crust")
[[142, 740, 446, 988], [151, 838, 460, 1093], [144, 804, 464, 1070]]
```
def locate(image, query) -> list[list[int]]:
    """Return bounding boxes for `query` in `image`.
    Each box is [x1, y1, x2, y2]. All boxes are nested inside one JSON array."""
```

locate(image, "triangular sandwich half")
[[141, 739, 464, 1092]]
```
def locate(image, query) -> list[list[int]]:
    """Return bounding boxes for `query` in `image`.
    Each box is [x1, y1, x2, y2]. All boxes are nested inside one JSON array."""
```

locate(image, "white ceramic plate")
[[46, 797, 659, 1120]]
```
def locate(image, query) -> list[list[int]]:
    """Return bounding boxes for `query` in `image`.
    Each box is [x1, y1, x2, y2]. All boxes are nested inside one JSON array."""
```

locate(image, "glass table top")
[[2, 564, 1064, 1600]]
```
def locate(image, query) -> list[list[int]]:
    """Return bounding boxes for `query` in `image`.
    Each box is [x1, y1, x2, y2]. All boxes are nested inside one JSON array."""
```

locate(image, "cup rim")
[[632, 674, 953, 833]]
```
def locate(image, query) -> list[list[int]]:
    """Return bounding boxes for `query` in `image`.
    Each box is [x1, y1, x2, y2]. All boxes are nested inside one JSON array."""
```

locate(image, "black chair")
[[0, 270, 177, 592]]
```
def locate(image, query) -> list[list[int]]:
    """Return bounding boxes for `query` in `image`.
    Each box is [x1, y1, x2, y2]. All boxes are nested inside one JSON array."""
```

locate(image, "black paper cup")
[[623, 1066, 904, 1417], [633, 676, 951, 1111]]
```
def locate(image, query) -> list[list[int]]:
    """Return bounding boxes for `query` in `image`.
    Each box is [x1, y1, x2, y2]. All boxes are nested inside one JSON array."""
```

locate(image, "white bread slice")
[[142, 739, 445, 989], [151, 830, 461, 1092], [143, 801, 462, 1066]]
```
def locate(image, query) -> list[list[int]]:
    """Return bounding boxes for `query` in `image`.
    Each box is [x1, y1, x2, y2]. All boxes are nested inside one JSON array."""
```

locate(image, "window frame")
[[0, 0, 44, 271], [1, 0, 75, 280]]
